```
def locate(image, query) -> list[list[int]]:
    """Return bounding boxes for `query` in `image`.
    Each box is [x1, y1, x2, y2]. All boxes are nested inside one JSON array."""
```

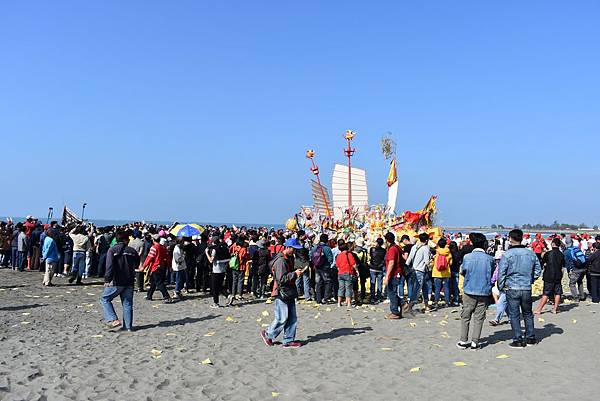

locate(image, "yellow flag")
[[387, 159, 397, 187]]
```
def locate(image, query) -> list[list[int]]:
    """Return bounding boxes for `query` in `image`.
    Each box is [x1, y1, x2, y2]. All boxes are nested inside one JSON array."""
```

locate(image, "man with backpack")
[[310, 234, 334, 304], [261, 238, 304, 348], [564, 236, 587, 301], [101, 231, 140, 331]]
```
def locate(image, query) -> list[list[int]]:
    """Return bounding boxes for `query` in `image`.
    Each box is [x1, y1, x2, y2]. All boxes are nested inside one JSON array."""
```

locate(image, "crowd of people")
[[2, 216, 599, 348]]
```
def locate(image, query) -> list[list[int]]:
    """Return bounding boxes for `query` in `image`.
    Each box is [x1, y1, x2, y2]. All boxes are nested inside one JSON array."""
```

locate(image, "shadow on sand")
[[483, 322, 564, 345], [0, 303, 48, 312], [305, 326, 373, 344], [135, 315, 219, 331]]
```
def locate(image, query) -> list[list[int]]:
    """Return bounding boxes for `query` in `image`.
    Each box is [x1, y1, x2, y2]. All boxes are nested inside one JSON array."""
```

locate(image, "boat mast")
[[344, 130, 356, 213], [306, 150, 332, 218]]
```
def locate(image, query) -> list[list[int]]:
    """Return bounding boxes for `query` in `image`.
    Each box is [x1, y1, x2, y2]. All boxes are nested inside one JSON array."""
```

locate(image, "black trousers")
[[196, 263, 210, 291], [147, 268, 170, 300], [212, 272, 225, 304]]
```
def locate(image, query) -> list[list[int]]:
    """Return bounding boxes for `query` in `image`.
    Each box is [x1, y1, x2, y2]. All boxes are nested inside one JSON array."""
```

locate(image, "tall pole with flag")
[[381, 134, 398, 215], [344, 130, 356, 212]]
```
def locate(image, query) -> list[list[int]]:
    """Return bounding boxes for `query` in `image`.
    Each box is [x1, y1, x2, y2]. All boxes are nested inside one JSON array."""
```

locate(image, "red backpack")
[[436, 253, 449, 271]]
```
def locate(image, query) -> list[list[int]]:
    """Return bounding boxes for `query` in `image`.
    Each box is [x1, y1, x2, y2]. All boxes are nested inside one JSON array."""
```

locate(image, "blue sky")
[[1, 1, 599, 226]]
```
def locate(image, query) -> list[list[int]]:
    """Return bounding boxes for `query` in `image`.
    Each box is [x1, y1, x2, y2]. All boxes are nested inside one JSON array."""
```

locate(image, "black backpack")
[[213, 243, 230, 261]]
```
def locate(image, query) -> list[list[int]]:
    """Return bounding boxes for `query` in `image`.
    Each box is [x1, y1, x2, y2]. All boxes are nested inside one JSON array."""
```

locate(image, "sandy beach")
[[1, 268, 599, 401]]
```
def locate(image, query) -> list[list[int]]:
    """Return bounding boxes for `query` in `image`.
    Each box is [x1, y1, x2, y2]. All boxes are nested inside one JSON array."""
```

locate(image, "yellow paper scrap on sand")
[[265, 299, 273, 304], [21, 321, 30, 325], [380, 347, 393, 351], [453, 361, 467, 367], [538, 318, 545, 323], [314, 313, 321, 319], [201, 358, 213, 365], [204, 332, 216, 337], [496, 354, 510, 359], [439, 320, 448, 326], [86, 293, 96, 296], [261, 324, 269, 328], [151, 349, 162, 357], [440, 332, 450, 339], [410, 367, 421, 373], [325, 307, 332, 312], [350, 317, 357, 327], [272, 392, 280, 398], [152, 305, 160, 309], [409, 322, 417, 328], [262, 310, 270, 317], [22, 312, 31, 316], [256, 318, 262, 322], [432, 343, 442, 348], [91, 334, 104, 338], [165, 333, 176, 337], [572, 319, 577, 324], [225, 316, 234, 322]]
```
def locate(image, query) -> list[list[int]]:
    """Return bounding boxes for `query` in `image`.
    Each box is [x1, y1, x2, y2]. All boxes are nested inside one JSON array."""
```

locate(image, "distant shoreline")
[[444, 226, 600, 235]]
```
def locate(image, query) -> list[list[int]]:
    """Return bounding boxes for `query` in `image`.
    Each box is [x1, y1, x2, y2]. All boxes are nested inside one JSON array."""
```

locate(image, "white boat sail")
[[331, 163, 369, 220]]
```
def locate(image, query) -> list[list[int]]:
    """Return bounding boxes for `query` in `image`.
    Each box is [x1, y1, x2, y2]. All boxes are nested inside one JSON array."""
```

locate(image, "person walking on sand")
[[41, 228, 60, 287], [497, 229, 542, 348], [457, 233, 494, 350], [142, 234, 173, 303], [564, 236, 588, 302], [534, 238, 564, 315], [171, 237, 187, 301], [405, 232, 432, 312], [383, 232, 404, 320], [101, 231, 140, 331], [261, 238, 304, 348]]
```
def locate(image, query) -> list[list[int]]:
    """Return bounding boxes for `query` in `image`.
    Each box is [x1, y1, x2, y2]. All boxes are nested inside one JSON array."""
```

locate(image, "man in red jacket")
[[142, 235, 173, 303]]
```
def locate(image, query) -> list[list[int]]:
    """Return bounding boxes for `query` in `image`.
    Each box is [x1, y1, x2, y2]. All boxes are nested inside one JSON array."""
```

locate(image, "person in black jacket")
[[369, 238, 386, 304], [101, 231, 140, 331], [534, 238, 565, 315], [587, 243, 600, 303]]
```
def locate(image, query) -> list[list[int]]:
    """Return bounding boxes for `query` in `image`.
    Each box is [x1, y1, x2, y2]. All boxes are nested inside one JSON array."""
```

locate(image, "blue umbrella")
[[170, 224, 205, 237]]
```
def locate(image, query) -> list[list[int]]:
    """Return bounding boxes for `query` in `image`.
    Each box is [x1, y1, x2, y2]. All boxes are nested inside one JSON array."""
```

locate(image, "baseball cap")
[[284, 238, 303, 249]]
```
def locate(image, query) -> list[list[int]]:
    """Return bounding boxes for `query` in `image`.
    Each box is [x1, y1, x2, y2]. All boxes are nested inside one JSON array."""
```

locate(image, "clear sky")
[[1, 1, 599, 226]]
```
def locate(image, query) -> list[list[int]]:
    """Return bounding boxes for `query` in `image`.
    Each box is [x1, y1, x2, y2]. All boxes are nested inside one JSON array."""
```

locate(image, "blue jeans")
[[506, 289, 535, 341], [101, 286, 134, 330], [412, 270, 430, 304], [296, 269, 312, 300], [266, 298, 298, 345], [370, 270, 383, 301], [450, 271, 460, 304], [72, 251, 86, 278], [11, 247, 18, 268], [387, 276, 400, 314], [495, 291, 509, 321], [174, 270, 187, 293], [97, 252, 107, 277], [17, 251, 26, 271], [434, 278, 450, 305]]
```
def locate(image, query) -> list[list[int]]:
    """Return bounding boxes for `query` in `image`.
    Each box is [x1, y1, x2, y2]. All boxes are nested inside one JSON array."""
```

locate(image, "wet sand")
[[0, 269, 599, 401]]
